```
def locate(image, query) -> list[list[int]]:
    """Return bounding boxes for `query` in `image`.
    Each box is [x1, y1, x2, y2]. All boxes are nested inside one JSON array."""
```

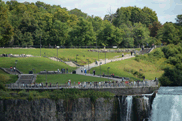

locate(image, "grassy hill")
[[0, 48, 135, 65], [0, 57, 76, 74], [0, 70, 18, 84], [90, 48, 167, 80]]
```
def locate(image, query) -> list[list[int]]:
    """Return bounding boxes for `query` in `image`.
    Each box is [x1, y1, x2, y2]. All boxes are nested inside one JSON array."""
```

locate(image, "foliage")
[[157, 22, 180, 44], [0, 89, 115, 100]]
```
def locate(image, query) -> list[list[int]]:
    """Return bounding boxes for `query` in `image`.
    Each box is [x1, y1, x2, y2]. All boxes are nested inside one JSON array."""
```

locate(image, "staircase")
[[139, 48, 151, 55], [0, 68, 22, 75], [16, 74, 36, 84]]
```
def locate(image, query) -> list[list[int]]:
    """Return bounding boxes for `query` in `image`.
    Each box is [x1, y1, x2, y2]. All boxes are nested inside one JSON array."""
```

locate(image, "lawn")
[[0, 57, 76, 74], [36, 74, 112, 84], [90, 57, 164, 81], [0, 48, 136, 65], [0, 70, 18, 84]]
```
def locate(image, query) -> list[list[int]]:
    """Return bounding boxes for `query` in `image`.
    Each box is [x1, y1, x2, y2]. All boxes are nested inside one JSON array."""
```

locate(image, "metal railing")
[[5, 81, 158, 89]]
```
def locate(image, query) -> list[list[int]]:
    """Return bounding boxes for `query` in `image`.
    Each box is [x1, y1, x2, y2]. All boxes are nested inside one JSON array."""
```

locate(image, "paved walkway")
[[76, 55, 135, 75]]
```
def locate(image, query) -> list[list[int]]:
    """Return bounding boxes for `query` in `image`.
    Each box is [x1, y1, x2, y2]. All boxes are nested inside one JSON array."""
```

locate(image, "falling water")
[[126, 96, 133, 121], [150, 87, 182, 121], [118, 97, 122, 120], [143, 96, 149, 110]]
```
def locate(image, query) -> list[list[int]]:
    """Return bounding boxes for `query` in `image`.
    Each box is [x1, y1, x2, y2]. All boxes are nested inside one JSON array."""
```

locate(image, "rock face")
[[0, 94, 156, 121]]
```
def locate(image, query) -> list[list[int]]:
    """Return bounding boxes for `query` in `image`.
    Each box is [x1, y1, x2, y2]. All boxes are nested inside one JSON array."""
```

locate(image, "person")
[[102, 73, 105, 77], [46, 82, 48, 87], [122, 53, 124, 57], [13, 66, 16, 72], [66, 68, 68, 73], [131, 51, 133, 56], [58, 69, 60, 72], [93, 70, 95, 76], [56, 82, 58, 87], [113, 73, 114, 78], [10, 66, 12, 72], [39, 83, 42, 87], [122, 77, 124, 82]]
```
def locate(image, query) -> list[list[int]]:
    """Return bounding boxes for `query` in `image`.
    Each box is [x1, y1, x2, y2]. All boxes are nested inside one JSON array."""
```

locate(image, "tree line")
[[0, 0, 182, 47]]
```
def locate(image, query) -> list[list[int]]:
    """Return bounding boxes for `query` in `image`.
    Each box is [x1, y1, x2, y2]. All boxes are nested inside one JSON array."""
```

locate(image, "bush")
[[0, 83, 6, 91], [18, 90, 29, 97]]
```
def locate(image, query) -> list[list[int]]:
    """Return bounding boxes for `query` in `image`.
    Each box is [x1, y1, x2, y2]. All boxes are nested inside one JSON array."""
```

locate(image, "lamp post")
[[32, 68, 36, 74], [57, 46, 59, 61], [105, 51, 106, 64], [100, 62, 102, 78], [98, 48, 99, 61], [87, 59, 89, 71], [107, 67, 110, 81], [40, 36, 41, 56], [76, 54, 79, 62], [15, 60, 18, 68], [15, 60, 18, 75], [45, 70, 47, 83]]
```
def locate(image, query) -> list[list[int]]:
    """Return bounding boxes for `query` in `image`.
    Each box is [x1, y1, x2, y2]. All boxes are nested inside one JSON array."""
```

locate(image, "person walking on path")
[[93, 70, 95, 76]]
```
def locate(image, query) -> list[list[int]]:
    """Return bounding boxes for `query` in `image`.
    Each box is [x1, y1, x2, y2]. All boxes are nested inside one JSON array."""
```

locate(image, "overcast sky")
[[4, 0, 182, 24]]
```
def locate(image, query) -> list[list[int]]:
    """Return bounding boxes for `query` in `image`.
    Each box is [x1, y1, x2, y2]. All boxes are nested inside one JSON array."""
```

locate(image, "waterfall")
[[126, 96, 133, 121], [150, 87, 182, 121], [118, 97, 122, 120], [143, 96, 149, 110]]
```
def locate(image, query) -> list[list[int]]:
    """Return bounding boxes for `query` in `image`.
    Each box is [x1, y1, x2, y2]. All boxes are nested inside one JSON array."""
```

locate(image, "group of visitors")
[[111, 73, 115, 77], [58, 68, 68, 73], [10, 66, 16, 72]]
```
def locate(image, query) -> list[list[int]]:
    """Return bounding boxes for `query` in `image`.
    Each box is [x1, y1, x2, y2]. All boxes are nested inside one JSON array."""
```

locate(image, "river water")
[[150, 87, 182, 121]]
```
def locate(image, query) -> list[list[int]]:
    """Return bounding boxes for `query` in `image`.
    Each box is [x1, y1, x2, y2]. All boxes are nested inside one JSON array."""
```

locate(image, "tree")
[[49, 20, 69, 45], [148, 22, 162, 37], [69, 17, 96, 46], [0, 1, 14, 46], [157, 22, 180, 44], [176, 14, 182, 25], [69, 8, 87, 19], [119, 24, 134, 47], [133, 22, 150, 47]]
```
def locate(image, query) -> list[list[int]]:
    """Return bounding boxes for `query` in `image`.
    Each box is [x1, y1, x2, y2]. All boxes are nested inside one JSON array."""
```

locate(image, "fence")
[[0, 45, 140, 49], [5, 80, 158, 89]]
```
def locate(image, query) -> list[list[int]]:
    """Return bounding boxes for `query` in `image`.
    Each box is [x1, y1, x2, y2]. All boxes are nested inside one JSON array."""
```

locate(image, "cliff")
[[0, 94, 156, 121]]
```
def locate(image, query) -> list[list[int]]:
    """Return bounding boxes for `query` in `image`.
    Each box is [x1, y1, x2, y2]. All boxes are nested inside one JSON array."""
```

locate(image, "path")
[[76, 55, 135, 75]]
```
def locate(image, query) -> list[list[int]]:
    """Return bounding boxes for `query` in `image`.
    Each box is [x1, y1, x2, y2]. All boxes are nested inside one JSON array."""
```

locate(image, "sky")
[[4, 0, 182, 24]]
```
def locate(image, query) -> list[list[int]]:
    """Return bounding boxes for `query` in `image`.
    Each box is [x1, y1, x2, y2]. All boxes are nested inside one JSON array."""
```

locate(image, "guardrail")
[[5, 81, 158, 89]]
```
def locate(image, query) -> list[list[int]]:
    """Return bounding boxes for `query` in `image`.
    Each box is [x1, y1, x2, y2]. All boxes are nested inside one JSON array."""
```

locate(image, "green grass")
[[90, 57, 164, 81], [36, 74, 112, 84], [0, 48, 135, 65], [0, 70, 18, 84], [0, 57, 76, 74]]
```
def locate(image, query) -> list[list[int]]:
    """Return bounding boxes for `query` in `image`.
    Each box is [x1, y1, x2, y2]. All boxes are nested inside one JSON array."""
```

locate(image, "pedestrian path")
[[76, 55, 135, 74]]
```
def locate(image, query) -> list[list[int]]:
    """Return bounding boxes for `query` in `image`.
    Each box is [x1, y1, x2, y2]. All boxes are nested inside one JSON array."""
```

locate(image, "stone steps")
[[16, 74, 36, 84]]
